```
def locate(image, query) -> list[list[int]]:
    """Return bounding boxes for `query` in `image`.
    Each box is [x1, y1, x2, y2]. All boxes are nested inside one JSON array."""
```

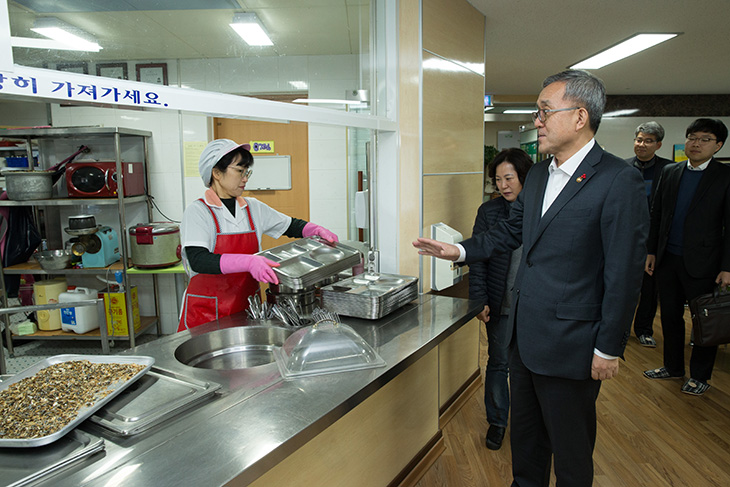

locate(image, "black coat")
[[468, 196, 512, 322], [648, 158, 730, 278], [625, 155, 674, 205]]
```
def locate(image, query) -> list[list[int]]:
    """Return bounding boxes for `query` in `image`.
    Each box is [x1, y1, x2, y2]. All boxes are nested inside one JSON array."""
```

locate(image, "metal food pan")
[[0, 354, 154, 448], [258, 238, 362, 290], [0, 430, 105, 487], [89, 367, 221, 436]]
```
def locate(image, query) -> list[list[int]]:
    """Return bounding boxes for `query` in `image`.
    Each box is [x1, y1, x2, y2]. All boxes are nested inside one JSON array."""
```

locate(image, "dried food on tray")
[[0, 355, 153, 448]]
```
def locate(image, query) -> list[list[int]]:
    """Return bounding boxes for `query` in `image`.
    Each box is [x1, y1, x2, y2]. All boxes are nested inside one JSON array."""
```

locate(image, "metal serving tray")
[[257, 237, 362, 290], [0, 354, 154, 448], [89, 367, 221, 436], [321, 273, 419, 320], [0, 430, 104, 487]]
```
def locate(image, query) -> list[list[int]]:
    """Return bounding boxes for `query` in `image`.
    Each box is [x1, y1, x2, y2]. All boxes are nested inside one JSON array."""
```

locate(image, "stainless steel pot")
[[129, 222, 181, 268], [3, 170, 54, 200]]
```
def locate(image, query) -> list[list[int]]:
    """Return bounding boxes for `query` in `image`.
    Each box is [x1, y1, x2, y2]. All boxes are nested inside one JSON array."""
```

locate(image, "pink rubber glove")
[[303, 222, 339, 243], [219, 254, 280, 284]]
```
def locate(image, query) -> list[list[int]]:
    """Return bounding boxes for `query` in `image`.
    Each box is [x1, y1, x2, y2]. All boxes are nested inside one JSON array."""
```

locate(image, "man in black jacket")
[[626, 121, 674, 348], [644, 118, 730, 396]]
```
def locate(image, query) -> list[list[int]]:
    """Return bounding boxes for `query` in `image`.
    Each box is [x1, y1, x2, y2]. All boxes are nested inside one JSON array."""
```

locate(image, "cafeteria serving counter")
[[0, 294, 481, 487]]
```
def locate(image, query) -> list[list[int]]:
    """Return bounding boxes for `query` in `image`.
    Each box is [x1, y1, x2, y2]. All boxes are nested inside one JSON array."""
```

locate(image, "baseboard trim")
[[439, 370, 481, 429], [390, 431, 445, 487]]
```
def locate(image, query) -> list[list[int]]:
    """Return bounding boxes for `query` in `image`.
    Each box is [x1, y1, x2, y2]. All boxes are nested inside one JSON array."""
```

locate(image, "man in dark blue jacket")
[[626, 121, 674, 347], [643, 118, 730, 396]]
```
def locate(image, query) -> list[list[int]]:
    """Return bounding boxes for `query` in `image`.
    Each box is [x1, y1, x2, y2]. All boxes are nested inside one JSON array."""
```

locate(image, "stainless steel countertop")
[[0, 294, 479, 487]]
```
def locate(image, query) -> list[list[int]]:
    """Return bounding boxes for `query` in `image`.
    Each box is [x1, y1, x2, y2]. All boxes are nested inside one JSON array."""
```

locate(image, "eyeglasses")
[[531, 107, 581, 123], [230, 166, 253, 179], [634, 137, 657, 145], [686, 135, 717, 144]]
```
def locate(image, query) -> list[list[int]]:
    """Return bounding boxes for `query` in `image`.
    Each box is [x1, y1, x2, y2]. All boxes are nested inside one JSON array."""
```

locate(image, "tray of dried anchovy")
[[0, 354, 154, 448]]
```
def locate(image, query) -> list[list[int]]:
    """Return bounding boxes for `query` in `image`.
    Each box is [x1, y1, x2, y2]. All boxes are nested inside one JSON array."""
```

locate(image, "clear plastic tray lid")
[[274, 320, 386, 379]]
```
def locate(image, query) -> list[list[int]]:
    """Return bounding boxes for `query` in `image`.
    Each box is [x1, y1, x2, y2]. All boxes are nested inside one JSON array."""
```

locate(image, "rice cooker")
[[129, 222, 181, 268]]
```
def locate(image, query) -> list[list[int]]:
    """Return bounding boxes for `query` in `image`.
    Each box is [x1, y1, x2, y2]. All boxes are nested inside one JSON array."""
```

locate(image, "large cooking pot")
[[3, 170, 54, 200], [129, 222, 181, 268]]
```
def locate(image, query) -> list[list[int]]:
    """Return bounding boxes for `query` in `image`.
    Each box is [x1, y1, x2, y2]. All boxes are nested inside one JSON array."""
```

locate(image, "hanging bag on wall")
[[2, 206, 42, 297], [689, 287, 730, 347]]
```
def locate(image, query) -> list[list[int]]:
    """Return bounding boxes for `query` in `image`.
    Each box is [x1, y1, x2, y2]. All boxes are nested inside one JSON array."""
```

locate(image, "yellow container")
[[102, 286, 141, 336], [33, 278, 68, 331]]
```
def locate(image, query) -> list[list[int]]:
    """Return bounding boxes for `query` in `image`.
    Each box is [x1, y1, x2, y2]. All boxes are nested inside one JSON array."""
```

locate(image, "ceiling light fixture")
[[293, 98, 366, 106], [230, 13, 273, 46], [289, 81, 308, 90], [570, 33, 678, 70], [503, 109, 534, 114], [30, 17, 102, 52]]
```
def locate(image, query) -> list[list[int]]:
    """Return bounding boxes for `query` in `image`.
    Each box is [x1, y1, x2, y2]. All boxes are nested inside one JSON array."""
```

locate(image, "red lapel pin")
[[576, 173, 586, 183]]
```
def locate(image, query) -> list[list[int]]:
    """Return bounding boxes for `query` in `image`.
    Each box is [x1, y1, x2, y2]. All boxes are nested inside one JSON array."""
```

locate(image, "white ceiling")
[[8, 0, 730, 98], [468, 0, 730, 96]]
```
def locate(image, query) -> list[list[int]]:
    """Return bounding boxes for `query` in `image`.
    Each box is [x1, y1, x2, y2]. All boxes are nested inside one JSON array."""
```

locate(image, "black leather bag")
[[689, 287, 730, 347]]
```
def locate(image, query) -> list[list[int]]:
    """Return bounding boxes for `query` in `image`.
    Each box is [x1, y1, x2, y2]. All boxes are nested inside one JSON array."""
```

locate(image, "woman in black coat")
[[469, 148, 533, 450]]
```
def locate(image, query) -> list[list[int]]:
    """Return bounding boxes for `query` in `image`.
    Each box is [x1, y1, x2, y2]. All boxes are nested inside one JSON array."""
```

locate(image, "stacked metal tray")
[[257, 237, 362, 290], [320, 273, 419, 320]]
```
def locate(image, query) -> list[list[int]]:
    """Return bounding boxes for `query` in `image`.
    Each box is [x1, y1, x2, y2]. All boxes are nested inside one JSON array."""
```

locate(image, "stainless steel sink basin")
[[175, 326, 293, 370]]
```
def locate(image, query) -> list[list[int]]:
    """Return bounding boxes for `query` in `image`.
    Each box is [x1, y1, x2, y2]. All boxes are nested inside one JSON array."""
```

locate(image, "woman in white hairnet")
[[178, 139, 338, 331]]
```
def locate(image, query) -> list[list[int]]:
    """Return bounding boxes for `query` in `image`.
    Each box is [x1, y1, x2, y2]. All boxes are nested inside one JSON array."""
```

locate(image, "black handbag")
[[689, 287, 730, 347]]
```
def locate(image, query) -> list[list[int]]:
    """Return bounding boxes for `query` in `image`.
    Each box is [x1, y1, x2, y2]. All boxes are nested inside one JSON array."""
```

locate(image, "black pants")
[[655, 252, 718, 381], [509, 343, 601, 487], [633, 271, 658, 337]]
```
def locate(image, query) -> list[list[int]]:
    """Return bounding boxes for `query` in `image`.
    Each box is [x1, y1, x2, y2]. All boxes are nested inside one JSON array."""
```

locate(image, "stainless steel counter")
[[0, 294, 479, 487]]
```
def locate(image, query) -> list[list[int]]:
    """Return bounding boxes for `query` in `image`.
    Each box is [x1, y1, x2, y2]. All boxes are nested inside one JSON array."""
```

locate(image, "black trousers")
[[655, 252, 719, 381], [633, 271, 658, 337], [509, 343, 601, 487]]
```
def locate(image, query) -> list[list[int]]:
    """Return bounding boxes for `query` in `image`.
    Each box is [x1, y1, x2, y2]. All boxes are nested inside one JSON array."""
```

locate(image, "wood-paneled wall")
[[420, 0, 485, 292]]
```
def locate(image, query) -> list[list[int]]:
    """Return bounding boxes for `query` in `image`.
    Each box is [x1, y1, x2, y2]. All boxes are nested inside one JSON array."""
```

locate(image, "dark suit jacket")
[[647, 158, 730, 279], [460, 143, 648, 380]]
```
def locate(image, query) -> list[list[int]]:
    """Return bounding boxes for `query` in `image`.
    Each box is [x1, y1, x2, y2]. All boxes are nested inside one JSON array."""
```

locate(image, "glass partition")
[[8, 0, 375, 114]]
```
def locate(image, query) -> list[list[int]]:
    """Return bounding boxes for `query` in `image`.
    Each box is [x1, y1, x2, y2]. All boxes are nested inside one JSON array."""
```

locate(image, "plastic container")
[[33, 278, 67, 331], [60, 287, 100, 334]]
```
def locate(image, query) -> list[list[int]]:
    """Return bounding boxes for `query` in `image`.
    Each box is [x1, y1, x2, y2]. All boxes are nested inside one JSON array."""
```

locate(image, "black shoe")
[[486, 425, 506, 450]]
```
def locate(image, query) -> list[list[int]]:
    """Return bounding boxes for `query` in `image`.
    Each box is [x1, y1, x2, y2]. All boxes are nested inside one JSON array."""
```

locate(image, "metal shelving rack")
[[0, 127, 161, 371]]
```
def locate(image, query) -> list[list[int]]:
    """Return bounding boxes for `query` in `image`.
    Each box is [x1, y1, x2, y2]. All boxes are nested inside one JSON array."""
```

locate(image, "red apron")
[[178, 199, 260, 331]]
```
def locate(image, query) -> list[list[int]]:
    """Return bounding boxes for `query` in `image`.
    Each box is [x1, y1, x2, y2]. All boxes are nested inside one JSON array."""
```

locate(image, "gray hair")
[[542, 69, 606, 133], [635, 121, 665, 142]]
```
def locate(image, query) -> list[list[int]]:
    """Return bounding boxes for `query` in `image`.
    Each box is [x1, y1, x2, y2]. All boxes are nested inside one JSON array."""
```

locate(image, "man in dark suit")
[[413, 70, 648, 486], [643, 118, 730, 396], [626, 121, 674, 347]]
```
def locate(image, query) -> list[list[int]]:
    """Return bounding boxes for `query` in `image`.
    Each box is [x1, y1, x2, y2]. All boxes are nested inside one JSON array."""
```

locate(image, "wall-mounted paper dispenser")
[[430, 222, 463, 291]]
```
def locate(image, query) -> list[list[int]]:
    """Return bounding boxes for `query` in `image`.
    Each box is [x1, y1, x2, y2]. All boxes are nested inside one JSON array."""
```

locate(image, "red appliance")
[[66, 161, 145, 197]]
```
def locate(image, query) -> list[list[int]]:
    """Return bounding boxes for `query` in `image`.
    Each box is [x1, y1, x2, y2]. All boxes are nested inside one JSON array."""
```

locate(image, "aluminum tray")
[[0, 354, 154, 448], [257, 237, 362, 290], [0, 430, 104, 487], [321, 273, 419, 320], [89, 367, 221, 436]]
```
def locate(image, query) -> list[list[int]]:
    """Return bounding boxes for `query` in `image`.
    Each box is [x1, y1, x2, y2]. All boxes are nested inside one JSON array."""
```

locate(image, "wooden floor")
[[415, 310, 730, 486]]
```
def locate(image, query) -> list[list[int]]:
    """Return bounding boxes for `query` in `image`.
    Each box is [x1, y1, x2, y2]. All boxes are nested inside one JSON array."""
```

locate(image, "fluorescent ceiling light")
[[293, 98, 366, 106], [570, 33, 678, 70], [503, 109, 534, 114], [603, 108, 640, 118], [230, 13, 273, 46], [30, 17, 102, 52], [289, 81, 308, 90], [483, 106, 494, 112]]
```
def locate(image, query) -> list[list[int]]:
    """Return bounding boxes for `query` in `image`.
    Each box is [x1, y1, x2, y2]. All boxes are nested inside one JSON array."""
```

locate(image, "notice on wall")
[[184, 141, 208, 177], [250, 141, 275, 154]]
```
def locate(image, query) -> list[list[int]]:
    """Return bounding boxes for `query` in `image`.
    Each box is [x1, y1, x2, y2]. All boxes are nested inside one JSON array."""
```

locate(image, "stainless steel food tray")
[[321, 273, 419, 320], [89, 367, 221, 436], [0, 354, 154, 448], [0, 430, 104, 487], [257, 237, 362, 290]]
